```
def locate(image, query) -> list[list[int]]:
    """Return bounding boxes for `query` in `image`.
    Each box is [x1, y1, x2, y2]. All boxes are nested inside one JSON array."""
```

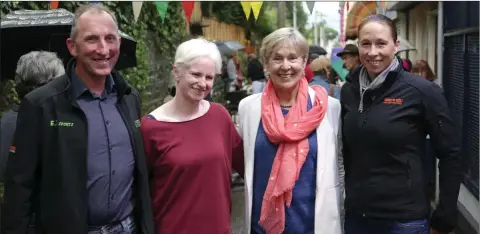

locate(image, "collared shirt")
[[71, 67, 135, 226]]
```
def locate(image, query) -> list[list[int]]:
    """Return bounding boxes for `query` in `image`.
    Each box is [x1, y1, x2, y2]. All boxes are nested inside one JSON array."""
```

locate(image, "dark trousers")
[[344, 211, 429, 234]]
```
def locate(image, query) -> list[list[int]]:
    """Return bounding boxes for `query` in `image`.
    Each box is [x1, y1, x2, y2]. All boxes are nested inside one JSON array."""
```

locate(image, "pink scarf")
[[259, 78, 329, 234]]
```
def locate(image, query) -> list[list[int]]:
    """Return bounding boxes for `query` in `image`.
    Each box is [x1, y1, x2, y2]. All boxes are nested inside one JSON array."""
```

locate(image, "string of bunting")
[[49, 1, 266, 23]]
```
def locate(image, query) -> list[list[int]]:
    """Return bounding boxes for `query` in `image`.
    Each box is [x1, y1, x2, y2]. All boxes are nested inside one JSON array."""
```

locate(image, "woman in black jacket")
[[340, 15, 462, 234]]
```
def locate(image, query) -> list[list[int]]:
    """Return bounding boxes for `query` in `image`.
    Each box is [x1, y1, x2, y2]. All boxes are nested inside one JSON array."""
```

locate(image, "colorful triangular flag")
[[132, 2, 143, 22], [50, 1, 59, 9], [154, 2, 169, 23], [306, 2, 315, 14], [250, 2, 263, 21], [240, 2, 251, 20], [182, 2, 195, 23]]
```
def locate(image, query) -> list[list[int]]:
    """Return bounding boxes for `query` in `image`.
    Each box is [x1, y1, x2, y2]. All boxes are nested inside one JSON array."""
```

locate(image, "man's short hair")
[[70, 3, 119, 39], [15, 51, 65, 100]]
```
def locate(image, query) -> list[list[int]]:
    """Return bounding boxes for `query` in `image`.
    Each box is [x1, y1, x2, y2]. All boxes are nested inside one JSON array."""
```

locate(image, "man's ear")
[[66, 38, 77, 57]]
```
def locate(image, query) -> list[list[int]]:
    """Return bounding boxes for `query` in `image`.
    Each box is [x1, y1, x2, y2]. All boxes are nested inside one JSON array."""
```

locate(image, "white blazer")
[[237, 87, 342, 234]]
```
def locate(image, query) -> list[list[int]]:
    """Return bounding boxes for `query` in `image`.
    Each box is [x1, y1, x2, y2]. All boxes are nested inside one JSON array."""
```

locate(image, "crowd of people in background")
[[0, 3, 459, 234]]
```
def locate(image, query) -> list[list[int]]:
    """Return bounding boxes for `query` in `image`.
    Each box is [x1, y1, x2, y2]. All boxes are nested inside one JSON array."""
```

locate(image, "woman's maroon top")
[[141, 103, 244, 234]]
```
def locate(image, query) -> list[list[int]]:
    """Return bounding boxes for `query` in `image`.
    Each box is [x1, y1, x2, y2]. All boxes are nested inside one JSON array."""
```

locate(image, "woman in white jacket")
[[237, 27, 343, 234]]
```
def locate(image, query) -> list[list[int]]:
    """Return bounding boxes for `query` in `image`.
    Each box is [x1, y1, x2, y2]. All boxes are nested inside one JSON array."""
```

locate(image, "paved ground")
[[231, 186, 246, 234]]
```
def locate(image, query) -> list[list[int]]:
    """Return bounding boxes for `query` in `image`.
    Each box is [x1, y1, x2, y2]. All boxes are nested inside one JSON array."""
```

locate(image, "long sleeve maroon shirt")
[[141, 103, 244, 234]]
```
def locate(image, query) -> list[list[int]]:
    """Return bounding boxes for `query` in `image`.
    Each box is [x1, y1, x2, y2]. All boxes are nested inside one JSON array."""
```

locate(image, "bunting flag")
[[240, 2, 251, 20], [306, 2, 315, 14], [181, 2, 195, 23], [132, 2, 143, 22], [154, 2, 169, 23], [50, 1, 59, 10], [250, 2, 263, 21]]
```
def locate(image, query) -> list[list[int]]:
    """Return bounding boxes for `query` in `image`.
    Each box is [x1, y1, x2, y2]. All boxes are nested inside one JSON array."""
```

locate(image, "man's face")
[[66, 11, 121, 79], [341, 54, 359, 71]]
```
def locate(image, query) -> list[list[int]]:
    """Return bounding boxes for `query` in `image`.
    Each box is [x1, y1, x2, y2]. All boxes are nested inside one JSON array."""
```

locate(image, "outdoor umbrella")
[[309, 45, 327, 56], [0, 9, 137, 80], [396, 35, 416, 53], [330, 47, 349, 81], [215, 41, 245, 55]]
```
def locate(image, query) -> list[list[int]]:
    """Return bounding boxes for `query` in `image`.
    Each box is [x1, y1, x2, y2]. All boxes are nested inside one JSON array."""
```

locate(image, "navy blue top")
[[71, 67, 135, 226], [251, 98, 318, 234]]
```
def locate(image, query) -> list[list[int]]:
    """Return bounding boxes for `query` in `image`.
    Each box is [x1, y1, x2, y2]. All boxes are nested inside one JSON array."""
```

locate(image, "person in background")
[[247, 53, 266, 94], [238, 27, 342, 234], [0, 51, 65, 182], [400, 57, 413, 72], [340, 14, 461, 234], [141, 38, 244, 234], [337, 44, 361, 73], [412, 59, 436, 82], [227, 51, 239, 92], [309, 57, 341, 100], [2, 4, 155, 233], [227, 51, 243, 91], [304, 52, 319, 83]]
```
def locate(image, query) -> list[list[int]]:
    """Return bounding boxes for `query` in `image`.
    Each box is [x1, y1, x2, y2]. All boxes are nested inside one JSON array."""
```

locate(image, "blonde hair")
[[260, 27, 309, 63], [310, 56, 331, 77], [174, 38, 222, 74]]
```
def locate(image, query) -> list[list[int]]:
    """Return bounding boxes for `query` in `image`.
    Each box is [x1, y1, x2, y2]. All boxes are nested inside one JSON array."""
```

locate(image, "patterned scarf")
[[259, 78, 329, 234], [358, 58, 399, 112]]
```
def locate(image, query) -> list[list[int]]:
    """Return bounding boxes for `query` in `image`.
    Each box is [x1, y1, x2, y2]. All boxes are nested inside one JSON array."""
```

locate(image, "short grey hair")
[[70, 3, 119, 40], [260, 27, 309, 64], [174, 38, 222, 74], [15, 51, 65, 99]]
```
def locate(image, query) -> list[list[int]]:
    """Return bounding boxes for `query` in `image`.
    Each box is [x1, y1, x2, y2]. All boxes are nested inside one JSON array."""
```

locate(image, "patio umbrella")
[[215, 41, 245, 55], [0, 9, 137, 80], [330, 47, 349, 81], [396, 35, 416, 53], [309, 45, 327, 55]]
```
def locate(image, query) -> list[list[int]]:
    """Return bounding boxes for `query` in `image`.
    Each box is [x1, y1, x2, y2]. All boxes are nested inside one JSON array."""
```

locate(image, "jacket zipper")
[[71, 102, 90, 232], [115, 101, 149, 234], [406, 160, 411, 189]]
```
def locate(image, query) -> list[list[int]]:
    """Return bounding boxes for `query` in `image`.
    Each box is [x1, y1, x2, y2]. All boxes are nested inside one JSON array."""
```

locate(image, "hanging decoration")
[[154, 1, 169, 23], [240, 2, 251, 20], [50, 1, 59, 10], [181, 2, 195, 23], [250, 2, 263, 21], [132, 2, 143, 22], [306, 2, 315, 14]]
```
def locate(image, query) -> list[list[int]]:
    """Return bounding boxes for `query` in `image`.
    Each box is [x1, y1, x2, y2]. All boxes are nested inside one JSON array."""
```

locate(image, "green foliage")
[[0, 1, 188, 114]]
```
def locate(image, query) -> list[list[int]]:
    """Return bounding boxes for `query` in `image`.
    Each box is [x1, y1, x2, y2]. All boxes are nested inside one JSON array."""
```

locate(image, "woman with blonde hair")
[[141, 38, 244, 234], [238, 27, 342, 234]]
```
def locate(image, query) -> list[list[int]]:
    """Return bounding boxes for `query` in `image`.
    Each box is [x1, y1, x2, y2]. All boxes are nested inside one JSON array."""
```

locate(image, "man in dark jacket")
[[1, 4, 155, 234], [0, 51, 65, 183]]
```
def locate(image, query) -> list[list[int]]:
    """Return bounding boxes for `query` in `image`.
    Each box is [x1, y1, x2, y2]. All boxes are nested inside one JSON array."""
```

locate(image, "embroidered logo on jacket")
[[49, 120, 74, 127], [134, 120, 141, 128], [383, 98, 403, 105]]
